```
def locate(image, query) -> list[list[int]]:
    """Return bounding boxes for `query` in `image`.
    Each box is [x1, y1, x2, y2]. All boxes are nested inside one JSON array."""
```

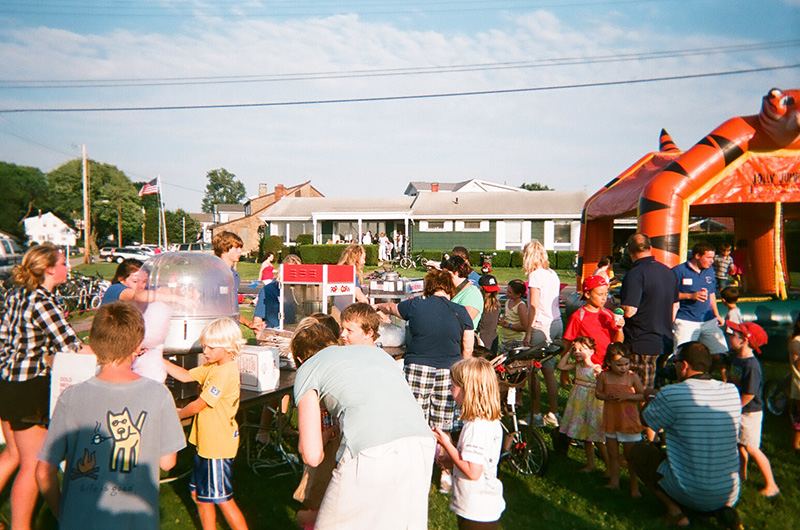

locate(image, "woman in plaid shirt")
[[0, 243, 87, 529]]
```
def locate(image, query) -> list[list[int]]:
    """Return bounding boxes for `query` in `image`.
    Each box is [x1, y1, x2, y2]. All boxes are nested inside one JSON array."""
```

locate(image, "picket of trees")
[[0, 159, 205, 250]]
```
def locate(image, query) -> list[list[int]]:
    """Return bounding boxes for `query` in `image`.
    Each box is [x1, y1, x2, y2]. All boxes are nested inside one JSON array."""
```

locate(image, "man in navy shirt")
[[620, 233, 678, 390], [672, 242, 727, 357]]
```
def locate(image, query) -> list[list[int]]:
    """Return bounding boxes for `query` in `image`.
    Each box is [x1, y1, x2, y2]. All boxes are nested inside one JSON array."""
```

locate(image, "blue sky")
[[1, 0, 798, 212]]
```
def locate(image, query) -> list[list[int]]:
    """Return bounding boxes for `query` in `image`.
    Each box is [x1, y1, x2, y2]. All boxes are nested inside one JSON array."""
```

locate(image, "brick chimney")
[[275, 184, 287, 200], [431, 182, 439, 192], [258, 183, 269, 196]]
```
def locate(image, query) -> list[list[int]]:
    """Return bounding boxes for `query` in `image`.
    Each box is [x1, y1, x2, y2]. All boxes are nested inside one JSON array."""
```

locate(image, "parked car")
[[177, 242, 213, 253], [123, 245, 156, 256], [107, 247, 150, 264], [0, 234, 24, 276], [99, 247, 117, 259]]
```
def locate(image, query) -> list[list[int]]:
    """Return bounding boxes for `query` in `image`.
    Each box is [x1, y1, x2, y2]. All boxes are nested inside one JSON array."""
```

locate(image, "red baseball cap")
[[478, 274, 500, 292], [582, 275, 608, 296], [726, 320, 768, 353]]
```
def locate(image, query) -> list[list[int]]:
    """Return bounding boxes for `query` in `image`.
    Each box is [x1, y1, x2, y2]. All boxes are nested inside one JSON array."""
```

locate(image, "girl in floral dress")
[[557, 336, 608, 472]]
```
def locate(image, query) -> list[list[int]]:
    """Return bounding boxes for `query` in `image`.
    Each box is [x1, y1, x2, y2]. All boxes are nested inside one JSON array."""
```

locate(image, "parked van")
[[0, 233, 24, 276]]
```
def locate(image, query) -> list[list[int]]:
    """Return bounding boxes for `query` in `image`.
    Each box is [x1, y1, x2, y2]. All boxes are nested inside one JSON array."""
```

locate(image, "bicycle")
[[399, 252, 428, 270], [491, 341, 563, 475], [54, 274, 110, 314], [765, 374, 794, 421]]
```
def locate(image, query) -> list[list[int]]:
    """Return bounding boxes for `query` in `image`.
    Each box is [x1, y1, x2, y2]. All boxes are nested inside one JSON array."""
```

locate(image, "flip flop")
[[662, 512, 690, 527]]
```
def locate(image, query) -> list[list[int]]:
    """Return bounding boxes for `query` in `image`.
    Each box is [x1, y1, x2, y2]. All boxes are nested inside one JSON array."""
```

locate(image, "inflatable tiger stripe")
[[639, 87, 800, 266]]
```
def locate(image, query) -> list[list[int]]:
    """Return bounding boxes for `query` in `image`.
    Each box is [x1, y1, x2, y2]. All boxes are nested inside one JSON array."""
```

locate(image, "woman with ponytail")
[[0, 243, 87, 529]]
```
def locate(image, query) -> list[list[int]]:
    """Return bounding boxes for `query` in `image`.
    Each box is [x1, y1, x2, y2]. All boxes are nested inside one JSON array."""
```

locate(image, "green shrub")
[[296, 245, 345, 264], [510, 250, 524, 268], [295, 233, 314, 246], [293, 244, 380, 265], [489, 250, 513, 268], [552, 250, 578, 270], [258, 235, 284, 262]]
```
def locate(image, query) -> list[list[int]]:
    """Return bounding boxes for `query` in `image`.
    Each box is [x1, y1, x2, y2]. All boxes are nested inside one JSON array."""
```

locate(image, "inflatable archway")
[[578, 88, 800, 298]]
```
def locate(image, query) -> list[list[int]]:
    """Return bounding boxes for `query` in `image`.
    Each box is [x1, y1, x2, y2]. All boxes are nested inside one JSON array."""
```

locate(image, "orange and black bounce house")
[[578, 87, 800, 299]]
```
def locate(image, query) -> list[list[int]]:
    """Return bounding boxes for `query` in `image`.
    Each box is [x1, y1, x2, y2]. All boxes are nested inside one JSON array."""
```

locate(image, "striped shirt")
[[643, 378, 741, 512], [0, 287, 83, 381]]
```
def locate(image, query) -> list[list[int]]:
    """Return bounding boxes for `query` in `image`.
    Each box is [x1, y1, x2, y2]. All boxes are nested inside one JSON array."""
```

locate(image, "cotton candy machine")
[[140, 252, 238, 354]]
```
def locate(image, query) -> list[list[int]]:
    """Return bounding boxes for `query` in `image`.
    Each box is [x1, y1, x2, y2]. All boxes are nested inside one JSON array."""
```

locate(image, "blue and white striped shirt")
[[643, 377, 741, 512]]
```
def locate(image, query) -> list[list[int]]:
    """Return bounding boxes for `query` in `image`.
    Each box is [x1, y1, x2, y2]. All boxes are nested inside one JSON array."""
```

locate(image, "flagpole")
[[158, 175, 168, 247], [156, 175, 166, 247]]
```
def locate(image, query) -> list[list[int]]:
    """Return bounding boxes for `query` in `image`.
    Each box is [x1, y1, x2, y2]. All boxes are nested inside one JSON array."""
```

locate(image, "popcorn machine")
[[279, 264, 356, 328]]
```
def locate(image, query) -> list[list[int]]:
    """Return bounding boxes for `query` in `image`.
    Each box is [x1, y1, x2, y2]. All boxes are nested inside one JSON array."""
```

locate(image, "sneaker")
[[543, 412, 560, 428], [531, 413, 544, 427], [439, 470, 452, 494]]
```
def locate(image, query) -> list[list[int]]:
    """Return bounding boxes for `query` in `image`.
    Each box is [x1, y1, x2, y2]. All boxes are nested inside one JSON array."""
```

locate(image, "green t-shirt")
[[452, 283, 484, 329], [294, 345, 433, 459]]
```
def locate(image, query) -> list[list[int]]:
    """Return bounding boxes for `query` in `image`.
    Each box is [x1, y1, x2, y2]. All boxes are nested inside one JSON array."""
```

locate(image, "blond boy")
[[164, 317, 249, 530]]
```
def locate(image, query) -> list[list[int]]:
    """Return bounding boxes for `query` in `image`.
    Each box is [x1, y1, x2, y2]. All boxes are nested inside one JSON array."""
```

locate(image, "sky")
[[1, 0, 798, 213]]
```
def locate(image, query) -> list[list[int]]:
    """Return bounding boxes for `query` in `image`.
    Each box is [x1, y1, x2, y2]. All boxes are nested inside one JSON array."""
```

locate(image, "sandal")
[[662, 512, 690, 527]]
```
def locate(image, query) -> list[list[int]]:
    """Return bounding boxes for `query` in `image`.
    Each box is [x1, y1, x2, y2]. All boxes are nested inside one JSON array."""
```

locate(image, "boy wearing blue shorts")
[[164, 317, 249, 530]]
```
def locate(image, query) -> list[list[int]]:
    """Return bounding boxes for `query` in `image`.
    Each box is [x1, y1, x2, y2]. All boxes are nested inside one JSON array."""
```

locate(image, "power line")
[[2, 39, 797, 89], [0, 0, 665, 18], [2, 63, 796, 114]]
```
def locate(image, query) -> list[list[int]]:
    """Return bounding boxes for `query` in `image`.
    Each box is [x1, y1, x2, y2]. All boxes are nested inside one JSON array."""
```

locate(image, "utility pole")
[[117, 196, 122, 245], [82, 145, 91, 264]]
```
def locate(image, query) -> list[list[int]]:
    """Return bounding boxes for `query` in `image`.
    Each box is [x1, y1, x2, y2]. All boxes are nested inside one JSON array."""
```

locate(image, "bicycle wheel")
[[765, 376, 790, 416], [508, 424, 548, 476], [89, 294, 102, 309], [399, 257, 413, 269]]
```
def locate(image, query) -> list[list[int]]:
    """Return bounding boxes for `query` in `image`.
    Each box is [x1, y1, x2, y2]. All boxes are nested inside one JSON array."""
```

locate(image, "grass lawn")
[[70, 261, 574, 286], [2, 353, 797, 529]]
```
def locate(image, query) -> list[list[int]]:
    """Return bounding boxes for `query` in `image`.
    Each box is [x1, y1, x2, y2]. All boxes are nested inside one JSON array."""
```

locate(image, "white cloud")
[[0, 8, 796, 211]]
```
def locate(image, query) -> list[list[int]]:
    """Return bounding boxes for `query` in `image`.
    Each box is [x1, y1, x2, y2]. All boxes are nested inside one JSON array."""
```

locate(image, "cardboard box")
[[50, 352, 98, 417], [238, 346, 280, 392]]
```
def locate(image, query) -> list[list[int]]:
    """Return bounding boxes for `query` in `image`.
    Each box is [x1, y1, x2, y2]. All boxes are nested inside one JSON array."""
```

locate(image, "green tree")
[[164, 209, 202, 244], [201, 168, 246, 214], [0, 162, 50, 239], [520, 182, 552, 191], [46, 160, 142, 250]]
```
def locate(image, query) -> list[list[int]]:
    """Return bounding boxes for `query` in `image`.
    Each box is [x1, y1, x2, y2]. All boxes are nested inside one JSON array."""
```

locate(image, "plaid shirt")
[[0, 287, 83, 382]]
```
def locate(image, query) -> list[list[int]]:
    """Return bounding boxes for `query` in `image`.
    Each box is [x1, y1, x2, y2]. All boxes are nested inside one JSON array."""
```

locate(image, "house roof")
[[409, 190, 589, 219], [259, 190, 587, 222], [404, 179, 524, 195], [214, 204, 245, 213], [259, 196, 415, 221], [23, 212, 73, 229], [244, 180, 320, 206], [190, 213, 213, 223]]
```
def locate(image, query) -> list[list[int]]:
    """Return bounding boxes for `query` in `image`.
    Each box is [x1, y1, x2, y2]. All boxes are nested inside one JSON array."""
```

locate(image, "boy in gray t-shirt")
[[37, 302, 186, 530]]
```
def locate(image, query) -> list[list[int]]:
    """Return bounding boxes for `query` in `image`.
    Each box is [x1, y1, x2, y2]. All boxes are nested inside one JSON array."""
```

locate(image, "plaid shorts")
[[404, 362, 459, 431], [630, 354, 659, 389]]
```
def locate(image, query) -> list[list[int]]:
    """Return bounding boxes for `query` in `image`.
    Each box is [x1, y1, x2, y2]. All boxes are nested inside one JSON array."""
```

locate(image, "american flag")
[[138, 178, 159, 197]]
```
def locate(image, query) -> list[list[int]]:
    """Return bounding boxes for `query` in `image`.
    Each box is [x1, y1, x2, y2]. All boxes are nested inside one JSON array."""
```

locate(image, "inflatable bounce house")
[[578, 87, 800, 300]]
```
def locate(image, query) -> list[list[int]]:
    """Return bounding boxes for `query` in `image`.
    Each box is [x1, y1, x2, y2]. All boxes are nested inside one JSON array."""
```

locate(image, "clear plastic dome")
[[140, 252, 238, 318]]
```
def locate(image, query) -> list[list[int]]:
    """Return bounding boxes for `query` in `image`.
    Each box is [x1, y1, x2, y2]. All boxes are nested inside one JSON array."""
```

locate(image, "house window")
[[455, 220, 489, 232], [553, 220, 572, 249], [505, 221, 522, 244], [419, 220, 453, 232]]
